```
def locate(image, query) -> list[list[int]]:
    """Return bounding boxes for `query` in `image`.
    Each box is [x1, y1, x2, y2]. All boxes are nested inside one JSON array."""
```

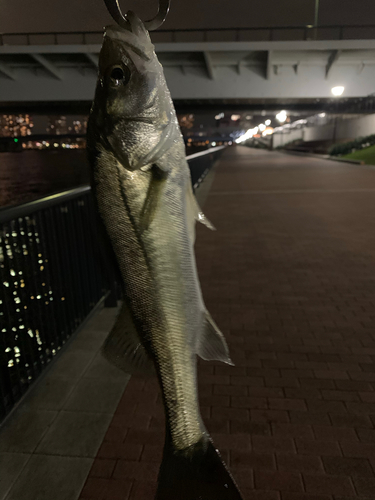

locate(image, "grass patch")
[[343, 144, 375, 165]]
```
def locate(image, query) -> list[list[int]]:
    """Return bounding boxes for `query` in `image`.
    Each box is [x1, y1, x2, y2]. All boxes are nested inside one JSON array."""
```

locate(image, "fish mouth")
[[104, 21, 152, 62]]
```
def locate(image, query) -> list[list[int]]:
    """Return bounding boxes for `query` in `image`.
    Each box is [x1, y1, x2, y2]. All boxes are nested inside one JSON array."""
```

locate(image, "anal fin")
[[197, 311, 233, 365], [101, 301, 154, 374]]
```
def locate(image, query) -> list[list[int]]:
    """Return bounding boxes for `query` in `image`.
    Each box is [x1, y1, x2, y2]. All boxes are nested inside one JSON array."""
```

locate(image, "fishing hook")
[[103, 0, 170, 31]]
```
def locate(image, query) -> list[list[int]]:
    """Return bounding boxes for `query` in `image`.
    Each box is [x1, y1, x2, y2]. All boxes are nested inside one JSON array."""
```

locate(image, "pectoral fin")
[[140, 164, 167, 232], [101, 301, 154, 374], [187, 182, 215, 233], [186, 183, 215, 245], [197, 311, 233, 365]]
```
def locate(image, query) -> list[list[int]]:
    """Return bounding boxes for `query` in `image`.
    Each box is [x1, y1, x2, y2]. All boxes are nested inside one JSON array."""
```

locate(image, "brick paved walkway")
[[79, 147, 375, 500]]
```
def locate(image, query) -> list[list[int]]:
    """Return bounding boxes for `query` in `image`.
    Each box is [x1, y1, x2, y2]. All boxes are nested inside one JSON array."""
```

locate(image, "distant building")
[[0, 115, 33, 137]]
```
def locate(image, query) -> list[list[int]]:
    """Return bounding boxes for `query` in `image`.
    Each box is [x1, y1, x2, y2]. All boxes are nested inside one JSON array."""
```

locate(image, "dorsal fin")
[[101, 301, 154, 374]]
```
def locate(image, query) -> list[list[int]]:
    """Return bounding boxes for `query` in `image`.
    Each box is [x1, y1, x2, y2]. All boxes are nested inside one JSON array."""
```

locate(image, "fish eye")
[[109, 65, 131, 87]]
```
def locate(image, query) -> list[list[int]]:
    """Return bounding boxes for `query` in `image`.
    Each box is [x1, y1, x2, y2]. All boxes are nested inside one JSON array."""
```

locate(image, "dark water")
[[0, 145, 208, 209], [0, 150, 90, 208]]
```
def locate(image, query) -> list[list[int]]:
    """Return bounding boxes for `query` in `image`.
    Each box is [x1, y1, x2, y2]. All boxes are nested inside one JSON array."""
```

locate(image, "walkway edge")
[[279, 149, 365, 165]]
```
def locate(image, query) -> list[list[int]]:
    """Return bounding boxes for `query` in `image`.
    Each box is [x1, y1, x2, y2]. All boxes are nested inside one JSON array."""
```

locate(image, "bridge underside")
[[0, 39, 375, 105], [0, 97, 373, 116]]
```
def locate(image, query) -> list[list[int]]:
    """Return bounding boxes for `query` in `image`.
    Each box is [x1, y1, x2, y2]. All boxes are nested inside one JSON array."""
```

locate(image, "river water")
[[0, 150, 90, 208], [0, 145, 206, 208]]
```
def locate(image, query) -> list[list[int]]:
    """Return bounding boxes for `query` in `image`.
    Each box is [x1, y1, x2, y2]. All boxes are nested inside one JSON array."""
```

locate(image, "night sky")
[[0, 0, 373, 33]]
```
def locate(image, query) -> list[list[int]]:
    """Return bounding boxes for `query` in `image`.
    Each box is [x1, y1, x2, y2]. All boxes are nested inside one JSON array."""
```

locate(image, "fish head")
[[89, 11, 178, 170]]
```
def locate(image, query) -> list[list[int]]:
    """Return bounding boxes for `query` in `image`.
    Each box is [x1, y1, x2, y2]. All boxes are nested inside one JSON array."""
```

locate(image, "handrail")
[[0, 24, 374, 45], [0, 186, 91, 224], [0, 146, 225, 222], [186, 145, 226, 161]]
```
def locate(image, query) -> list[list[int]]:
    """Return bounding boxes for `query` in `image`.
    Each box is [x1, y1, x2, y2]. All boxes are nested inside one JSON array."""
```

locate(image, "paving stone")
[[21, 376, 76, 411], [6, 454, 92, 500], [254, 470, 303, 492], [80, 477, 133, 500], [352, 476, 375, 496], [322, 456, 374, 477], [281, 494, 331, 500], [36, 411, 112, 458], [252, 436, 296, 454], [0, 409, 57, 453], [89, 458, 117, 479], [63, 377, 127, 414], [242, 490, 280, 500], [128, 481, 156, 500], [72, 147, 375, 500], [277, 453, 324, 473], [211, 432, 251, 451], [313, 425, 358, 442], [0, 452, 30, 500], [303, 473, 355, 496], [272, 424, 314, 439], [295, 438, 342, 456], [341, 441, 375, 459], [230, 450, 276, 470], [356, 429, 375, 443]]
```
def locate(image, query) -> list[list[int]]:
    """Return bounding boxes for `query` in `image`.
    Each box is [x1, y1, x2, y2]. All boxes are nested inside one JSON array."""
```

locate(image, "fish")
[[87, 11, 243, 500]]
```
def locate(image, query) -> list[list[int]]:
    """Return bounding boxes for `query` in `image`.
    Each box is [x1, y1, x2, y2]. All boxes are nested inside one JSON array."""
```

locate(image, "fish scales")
[[94, 146, 202, 449], [87, 10, 243, 499]]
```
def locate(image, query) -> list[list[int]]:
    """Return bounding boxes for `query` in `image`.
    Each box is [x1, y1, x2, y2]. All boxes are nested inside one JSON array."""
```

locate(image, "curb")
[[278, 149, 365, 165]]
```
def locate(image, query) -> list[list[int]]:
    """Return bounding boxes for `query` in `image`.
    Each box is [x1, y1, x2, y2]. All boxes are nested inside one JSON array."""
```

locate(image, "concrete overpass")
[[1, 26, 375, 104]]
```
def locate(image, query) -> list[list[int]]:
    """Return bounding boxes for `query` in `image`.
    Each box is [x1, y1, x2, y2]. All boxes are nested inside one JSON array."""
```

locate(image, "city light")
[[276, 110, 287, 123], [0, 114, 33, 138], [262, 128, 274, 136], [319, 113, 326, 117], [235, 127, 258, 143], [215, 112, 224, 120], [265, 119, 271, 126], [231, 114, 241, 121], [258, 124, 266, 132], [331, 86, 344, 96]]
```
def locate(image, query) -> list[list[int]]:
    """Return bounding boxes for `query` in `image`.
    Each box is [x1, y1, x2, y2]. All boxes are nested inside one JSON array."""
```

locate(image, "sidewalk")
[[2, 145, 375, 500], [81, 146, 375, 500]]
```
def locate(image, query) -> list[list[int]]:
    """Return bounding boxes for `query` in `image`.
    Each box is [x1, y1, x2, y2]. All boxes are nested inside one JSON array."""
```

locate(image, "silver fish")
[[87, 12, 243, 500]]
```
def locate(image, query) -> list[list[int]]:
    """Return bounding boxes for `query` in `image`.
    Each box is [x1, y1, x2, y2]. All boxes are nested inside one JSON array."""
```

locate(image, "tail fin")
[[155, 436, 243, 500]]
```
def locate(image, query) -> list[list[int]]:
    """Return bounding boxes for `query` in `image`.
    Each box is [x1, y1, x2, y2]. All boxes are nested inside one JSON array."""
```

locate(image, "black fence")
[[1, 24, 375, 46], [0, 146, 224, 422], [189, 146, 225, 190], [0, 187, 117, 422]]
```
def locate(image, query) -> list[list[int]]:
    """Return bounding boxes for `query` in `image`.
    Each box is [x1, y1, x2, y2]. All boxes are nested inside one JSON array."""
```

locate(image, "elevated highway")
[[1, 26, 375, 105]]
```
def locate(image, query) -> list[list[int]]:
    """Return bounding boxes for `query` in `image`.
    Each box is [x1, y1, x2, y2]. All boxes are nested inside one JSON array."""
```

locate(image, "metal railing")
[[0, 187, 119, 422], [188, 146, 225, 190], [1, 24, 375, 46], [0, 146, 224, 422]]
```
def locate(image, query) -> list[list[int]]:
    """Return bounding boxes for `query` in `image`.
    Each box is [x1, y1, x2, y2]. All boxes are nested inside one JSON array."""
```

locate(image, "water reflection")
[[0, 150, 90, 208]]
